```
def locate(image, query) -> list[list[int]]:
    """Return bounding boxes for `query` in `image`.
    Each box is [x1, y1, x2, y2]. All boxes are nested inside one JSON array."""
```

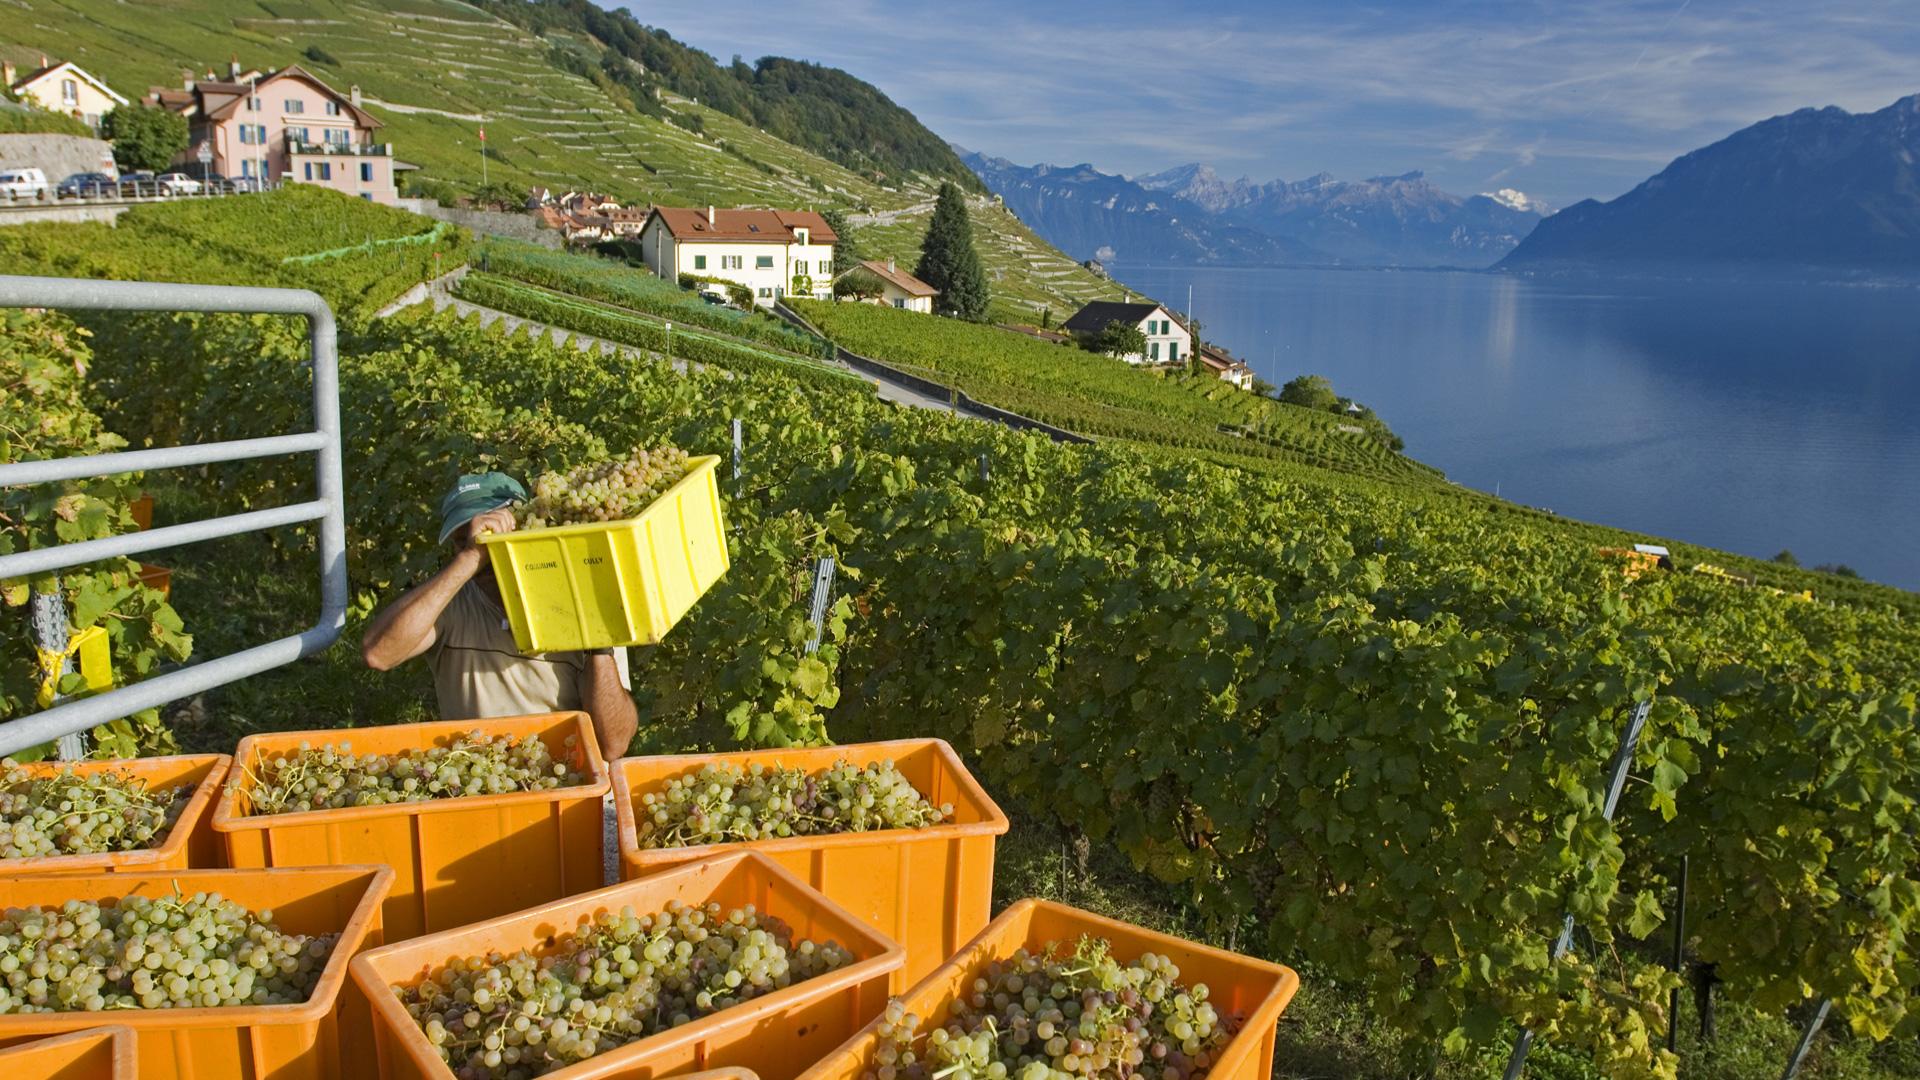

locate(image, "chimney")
[[349, 84, 362, 107], [887, 258, 895, 273], [183, 69, 195, 91], [229, 56, 240, 79], [2, 62, 14, 88], [706, 205, 715, 225], [40, 54, 49, 69]]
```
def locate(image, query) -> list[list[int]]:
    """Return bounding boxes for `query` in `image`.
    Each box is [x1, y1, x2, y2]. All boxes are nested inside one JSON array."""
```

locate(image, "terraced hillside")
[[5, 0, 1116, 320]]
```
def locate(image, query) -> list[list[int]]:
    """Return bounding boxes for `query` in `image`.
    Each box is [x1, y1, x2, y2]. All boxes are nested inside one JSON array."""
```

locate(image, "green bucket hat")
[[438, 472, 528, 544]]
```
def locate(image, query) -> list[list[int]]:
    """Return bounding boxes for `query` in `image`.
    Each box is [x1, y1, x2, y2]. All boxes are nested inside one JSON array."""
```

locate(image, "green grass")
[[7, 0, 1115, 319]]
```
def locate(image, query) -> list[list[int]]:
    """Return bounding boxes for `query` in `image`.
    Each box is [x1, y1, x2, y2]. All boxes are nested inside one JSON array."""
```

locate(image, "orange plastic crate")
[[2, 754, 229, 875], [0, 1026, 136, 1079], [0, 865, 392, 1080], [351, 850, 903, 1080], [212, 712, 610, 941], [136, 563, 172, 598], [613, 739, 1008, 989], [801, 899, 1301, 1080]]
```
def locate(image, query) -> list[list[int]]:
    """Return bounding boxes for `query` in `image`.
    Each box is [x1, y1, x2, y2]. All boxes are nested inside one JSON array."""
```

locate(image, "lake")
[[1114, 265, 1920, 591]]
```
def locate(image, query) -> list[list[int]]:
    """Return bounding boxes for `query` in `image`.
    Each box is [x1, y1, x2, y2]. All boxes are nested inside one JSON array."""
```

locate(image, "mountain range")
[[962, 152, 1548, 269], [1502, 93, 1920, 271]]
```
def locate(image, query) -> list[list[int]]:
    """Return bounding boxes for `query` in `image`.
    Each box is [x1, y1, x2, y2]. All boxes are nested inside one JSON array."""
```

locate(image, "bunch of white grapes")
[[394, 900, 854, 1079], [521, 446, 692, 528], [0, 892, 337, 1013], [240, 732, 583, 817], [635, 759, 955, 849], [865, 937, 1231, 1080], [1, 761, 192, 859]]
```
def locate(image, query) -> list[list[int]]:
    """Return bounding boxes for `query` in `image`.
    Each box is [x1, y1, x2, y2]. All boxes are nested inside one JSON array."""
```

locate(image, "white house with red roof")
[[835, 258, 937, 313], [637, 206, 838, 306]]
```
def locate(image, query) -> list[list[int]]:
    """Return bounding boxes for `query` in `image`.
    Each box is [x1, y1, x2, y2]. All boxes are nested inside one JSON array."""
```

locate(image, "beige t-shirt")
[[428, 582, 584, 720]]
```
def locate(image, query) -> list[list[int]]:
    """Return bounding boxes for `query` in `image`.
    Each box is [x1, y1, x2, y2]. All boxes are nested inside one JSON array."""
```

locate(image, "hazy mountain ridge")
[[1138, 165, 1546, 267], [966, 154, 1544, 268], [961, 152, 1326, 265], [1502, 93, 1920, 270]]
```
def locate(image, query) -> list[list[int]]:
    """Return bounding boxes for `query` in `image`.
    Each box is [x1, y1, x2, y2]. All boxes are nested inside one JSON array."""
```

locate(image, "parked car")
[[55, 172, 116, 198], [117, 171, 157, 196], [0, 167, 49, 198], [156, 172, 203, 195]]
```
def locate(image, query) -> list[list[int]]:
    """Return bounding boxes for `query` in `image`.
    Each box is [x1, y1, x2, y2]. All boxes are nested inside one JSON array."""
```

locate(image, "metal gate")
[[0, 274, 347, 757]]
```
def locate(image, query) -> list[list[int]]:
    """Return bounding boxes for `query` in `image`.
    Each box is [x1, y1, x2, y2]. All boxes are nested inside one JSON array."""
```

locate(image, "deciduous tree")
[[103, 106, 189, 173]]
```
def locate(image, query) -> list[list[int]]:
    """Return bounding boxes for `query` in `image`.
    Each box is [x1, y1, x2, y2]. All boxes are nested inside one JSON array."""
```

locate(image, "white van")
[[0, 167, 48, 198]]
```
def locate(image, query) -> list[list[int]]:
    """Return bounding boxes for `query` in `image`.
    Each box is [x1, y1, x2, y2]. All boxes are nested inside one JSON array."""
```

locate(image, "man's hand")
[[458, 507, 518, 549], [363, 506, 519, 671], [449, 507, 518, 575]]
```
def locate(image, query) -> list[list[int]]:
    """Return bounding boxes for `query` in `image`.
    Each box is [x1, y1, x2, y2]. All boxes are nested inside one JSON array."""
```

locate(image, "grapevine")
[[17, 198, 1918, 1078], [391, 900, 854, 1079], [635, 759, 955, 848], [0, 761, 191, 859], [0, 892, 336, 1012], [238, 732, 584, 817], [865, 937, 1231, 1080], [521, 445, 692, 527]]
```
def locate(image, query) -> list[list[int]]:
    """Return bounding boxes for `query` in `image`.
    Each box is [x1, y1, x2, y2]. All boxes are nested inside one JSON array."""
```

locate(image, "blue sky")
[[657, 0, 1920, 209]]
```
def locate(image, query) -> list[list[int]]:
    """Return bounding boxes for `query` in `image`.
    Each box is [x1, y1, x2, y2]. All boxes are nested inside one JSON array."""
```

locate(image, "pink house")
[[147, 63, 396, 204]]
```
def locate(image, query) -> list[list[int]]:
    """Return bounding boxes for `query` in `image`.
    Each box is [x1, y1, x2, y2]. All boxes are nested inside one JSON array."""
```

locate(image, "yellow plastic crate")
[[478, 454, 729, 653]]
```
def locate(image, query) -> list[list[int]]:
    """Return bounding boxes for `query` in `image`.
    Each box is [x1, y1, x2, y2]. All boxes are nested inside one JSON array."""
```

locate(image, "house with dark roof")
[[637, 206, 838, 306], [1061, 299, 1193, 366], [146, 62, 395, 203], [5, 57, 126, 129], [835, 258, 937, 313], [1197, 344, 1256, 391]]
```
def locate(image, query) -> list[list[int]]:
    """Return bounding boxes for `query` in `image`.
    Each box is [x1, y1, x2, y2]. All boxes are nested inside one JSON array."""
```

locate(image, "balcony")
[[287, 140, 393, 157]]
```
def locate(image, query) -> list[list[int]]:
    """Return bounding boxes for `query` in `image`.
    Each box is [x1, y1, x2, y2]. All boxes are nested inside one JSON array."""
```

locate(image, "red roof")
[[645, 207, 838, 244], [848, 259, 937, 297]]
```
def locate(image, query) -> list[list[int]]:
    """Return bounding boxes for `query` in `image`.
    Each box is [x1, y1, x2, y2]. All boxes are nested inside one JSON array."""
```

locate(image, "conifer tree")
[[821, 208, 863, 274], [914, 182, 991, 320]]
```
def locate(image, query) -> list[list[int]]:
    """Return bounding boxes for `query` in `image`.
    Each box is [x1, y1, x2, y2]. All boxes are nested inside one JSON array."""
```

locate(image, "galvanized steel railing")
[[0, 275, 347, 757]]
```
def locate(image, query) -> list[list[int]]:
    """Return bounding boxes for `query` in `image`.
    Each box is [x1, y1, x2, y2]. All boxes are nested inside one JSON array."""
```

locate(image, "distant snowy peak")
[[1483, 188, 1546, 214]]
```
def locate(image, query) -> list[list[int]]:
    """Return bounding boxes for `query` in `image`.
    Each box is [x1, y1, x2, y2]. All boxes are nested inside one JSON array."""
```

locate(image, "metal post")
[[28, 588, 86, 759], [730, 418, 743, 502], [1779, 1000, 1831, 1080], [804, 557, 836, 656], [1668, 856, 1689, 1053], [0, 275, 347, 758], [1504, 699, 1654, 1079]]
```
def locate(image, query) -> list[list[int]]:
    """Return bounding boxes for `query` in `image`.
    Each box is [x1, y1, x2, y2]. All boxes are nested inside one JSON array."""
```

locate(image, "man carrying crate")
[[360, 473, 639, 760]]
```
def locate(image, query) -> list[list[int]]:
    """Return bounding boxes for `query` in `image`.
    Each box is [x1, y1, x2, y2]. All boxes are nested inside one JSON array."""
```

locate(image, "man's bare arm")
[[580, 652, 638, 761], [361, 508, 515, 671]]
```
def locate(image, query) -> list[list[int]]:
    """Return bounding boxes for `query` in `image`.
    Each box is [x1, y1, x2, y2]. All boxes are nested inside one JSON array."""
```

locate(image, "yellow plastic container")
[[0, 1026, 136, 1079], [478, 454, 729, 653], [3, 754, 230, 875], [0, 865, 393, 1080], [351, 850, 903, 1080], [801, 899, 1301, 1080], [613, 739, 1008, 990], [212, 712, 610, 942]]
